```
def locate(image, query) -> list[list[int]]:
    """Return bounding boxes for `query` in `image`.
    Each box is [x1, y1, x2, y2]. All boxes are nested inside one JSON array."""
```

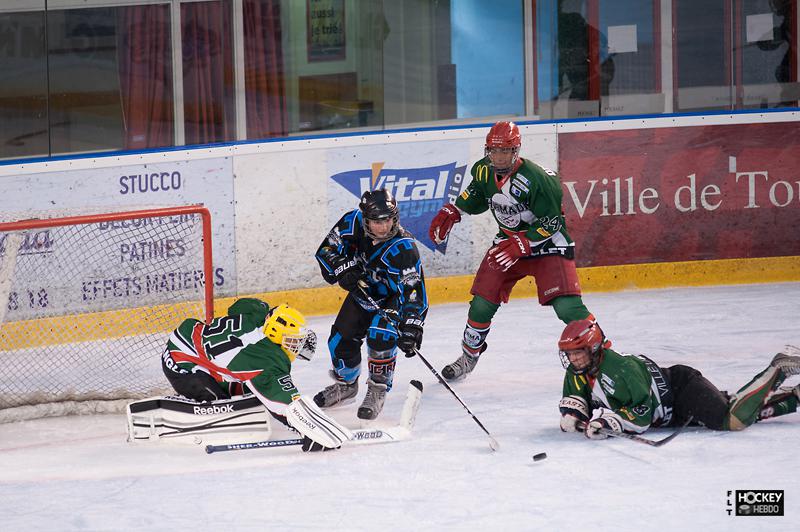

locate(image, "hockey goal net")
[[0, 206, 214, 422]]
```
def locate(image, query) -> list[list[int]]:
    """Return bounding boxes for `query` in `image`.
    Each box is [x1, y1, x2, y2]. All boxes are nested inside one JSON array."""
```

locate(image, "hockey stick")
[[578, 416, 694, 447], [205, 380, 423, 454], [357, 282, 500, 451]]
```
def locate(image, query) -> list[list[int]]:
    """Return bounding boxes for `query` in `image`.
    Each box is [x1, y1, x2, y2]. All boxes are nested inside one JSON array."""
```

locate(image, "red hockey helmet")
[[485, 121, 521, 149], [484, 121, 521, 174], [558, 319, 605, 375]]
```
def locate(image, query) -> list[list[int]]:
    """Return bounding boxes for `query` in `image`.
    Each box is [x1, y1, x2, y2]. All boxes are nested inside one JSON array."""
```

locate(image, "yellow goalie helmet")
[[264, 304, 317, 361]]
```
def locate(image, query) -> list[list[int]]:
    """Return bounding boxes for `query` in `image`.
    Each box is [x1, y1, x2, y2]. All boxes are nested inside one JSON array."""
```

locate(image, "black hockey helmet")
[[359, 189, 400, 241]]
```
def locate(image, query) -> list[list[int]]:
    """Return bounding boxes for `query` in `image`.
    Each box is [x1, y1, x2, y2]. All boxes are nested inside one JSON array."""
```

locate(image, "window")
[[182, 1, 236, 144], [737, 0, 798, 108], [598, 0, 661, 115], [0, 8, 48, 159], [674, 0, 731, 111], [535, 0, 660, 119]]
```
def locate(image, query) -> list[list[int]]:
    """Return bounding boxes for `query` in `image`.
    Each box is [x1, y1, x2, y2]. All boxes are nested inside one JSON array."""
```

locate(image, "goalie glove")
[[428, 204, 461, 244], [558, 395, 590, 433], [487, 232, 531, 272], [584, 408, 624, 440], [286, 396, 352, 452]]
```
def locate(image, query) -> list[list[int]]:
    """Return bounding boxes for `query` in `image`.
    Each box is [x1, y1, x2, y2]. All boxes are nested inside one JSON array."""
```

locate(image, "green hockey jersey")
[[163, 297, 300, 407], [562, 348, 673, 432], [455, 157, 574, 258]]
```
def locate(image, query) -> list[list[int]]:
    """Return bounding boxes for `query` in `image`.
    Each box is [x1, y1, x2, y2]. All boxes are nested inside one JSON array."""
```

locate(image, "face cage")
[[559, 348, 592, 375], [363, 215, 399, 242], [484, 146, 520, 174], [283, 329, 317, 361]]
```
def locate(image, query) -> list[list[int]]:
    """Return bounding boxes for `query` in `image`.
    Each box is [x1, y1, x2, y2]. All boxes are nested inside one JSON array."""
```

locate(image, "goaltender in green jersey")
[[160, 298, 351, 451]]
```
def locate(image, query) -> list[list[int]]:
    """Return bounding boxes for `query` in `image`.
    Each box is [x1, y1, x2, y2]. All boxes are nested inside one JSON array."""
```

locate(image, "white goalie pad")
[[286, 396, 353, 448], [126, 395, 272, 445], [205, 380, 424, 454]]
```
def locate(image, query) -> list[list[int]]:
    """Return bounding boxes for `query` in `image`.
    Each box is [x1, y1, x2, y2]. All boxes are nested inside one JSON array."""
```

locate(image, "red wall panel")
[[558, 122, 800, 267]]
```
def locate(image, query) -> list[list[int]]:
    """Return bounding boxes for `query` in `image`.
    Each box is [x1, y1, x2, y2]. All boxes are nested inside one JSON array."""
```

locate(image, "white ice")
[[1, 282, 799, 531]]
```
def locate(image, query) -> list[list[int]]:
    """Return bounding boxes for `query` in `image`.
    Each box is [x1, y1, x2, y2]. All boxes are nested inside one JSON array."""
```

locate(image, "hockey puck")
[[532, 452, 547, 462]]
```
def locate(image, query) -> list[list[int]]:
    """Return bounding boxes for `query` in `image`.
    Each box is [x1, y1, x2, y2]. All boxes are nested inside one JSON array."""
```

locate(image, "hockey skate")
[[313, 374, 358, 408], [357, 378, 387, 420], [770, 346, 800, 377], [775, 384, 800, 399], [442, 351, 480, 381]]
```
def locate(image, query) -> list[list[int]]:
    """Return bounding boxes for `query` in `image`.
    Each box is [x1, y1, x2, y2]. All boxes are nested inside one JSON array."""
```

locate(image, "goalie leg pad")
[[126, 395, 271, 443], [286, 396, 353, 448]]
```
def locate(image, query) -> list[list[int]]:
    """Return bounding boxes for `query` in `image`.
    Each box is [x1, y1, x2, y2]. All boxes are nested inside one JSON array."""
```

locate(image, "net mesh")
[[0, 209, 212, 411]]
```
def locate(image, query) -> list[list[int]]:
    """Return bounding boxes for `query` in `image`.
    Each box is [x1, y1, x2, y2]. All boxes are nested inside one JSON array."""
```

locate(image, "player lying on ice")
[[158, 297, 350, 452], [556, 319, 800, 439]]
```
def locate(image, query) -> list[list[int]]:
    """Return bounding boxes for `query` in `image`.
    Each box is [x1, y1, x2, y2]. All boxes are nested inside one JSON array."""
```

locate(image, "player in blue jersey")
[[314, 189, 428, 420]]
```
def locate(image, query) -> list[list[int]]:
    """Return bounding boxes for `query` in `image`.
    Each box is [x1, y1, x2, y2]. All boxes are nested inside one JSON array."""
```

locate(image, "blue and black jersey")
[[316, 209, 428, 320]]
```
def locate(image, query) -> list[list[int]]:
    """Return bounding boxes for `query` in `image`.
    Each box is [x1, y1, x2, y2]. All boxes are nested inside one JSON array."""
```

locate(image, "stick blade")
[[400, 380, 424, 432]]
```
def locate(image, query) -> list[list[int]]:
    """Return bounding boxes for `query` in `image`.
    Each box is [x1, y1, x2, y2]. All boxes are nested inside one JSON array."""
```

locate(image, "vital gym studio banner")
[[325, 139, 469, 257], [558, 121, 800, 267]]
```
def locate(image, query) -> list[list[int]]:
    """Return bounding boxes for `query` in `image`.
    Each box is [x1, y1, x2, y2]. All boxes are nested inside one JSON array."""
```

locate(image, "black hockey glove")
[[397, 312, 424, 357], [301, 436, 339, 452], [332, 257, 364, 292]]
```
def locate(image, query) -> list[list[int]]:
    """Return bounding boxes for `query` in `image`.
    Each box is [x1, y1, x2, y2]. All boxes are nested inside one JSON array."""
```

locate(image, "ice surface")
[[1, 283, 798, 531]]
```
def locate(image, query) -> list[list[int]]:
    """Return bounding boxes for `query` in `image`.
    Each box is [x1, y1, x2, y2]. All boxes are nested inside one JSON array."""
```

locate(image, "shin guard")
[[462, 319, 490, 357], [727, 365, 785, 430]]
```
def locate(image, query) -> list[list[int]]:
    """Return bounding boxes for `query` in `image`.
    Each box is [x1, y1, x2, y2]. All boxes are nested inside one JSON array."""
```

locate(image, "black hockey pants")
[[161, 357, 231, 402], [663, 364, 729, 430]]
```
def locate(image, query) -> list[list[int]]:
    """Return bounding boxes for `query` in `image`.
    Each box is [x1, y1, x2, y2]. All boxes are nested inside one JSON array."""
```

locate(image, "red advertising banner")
[[558, 122, 800, 267]]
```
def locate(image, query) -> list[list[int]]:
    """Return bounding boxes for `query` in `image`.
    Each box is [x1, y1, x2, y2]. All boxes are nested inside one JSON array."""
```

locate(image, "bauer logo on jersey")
[[330, 162, 467, 252]]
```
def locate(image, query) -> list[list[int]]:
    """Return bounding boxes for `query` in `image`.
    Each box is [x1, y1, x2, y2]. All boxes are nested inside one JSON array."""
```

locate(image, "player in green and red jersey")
[[557, 319, 800, 439], [161, 298, 350, 451], [428, 120, 603, 380]]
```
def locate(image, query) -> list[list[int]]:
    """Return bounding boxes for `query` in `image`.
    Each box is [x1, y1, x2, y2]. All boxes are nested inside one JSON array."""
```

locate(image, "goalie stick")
[[357, 281, 500, 452], [578, 416, 694, 447], [205, 379, 423, 454]]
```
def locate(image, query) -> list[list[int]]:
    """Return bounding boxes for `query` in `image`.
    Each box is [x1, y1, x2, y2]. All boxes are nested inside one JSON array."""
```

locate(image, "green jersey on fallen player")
[[455, 157, 574, 258], [562, 348, 672, 432], [163, 297, 300, 406]]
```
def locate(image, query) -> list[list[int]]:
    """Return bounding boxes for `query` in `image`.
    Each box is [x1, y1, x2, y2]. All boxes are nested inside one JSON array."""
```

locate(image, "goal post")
[[0, 206, 215, 422]]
